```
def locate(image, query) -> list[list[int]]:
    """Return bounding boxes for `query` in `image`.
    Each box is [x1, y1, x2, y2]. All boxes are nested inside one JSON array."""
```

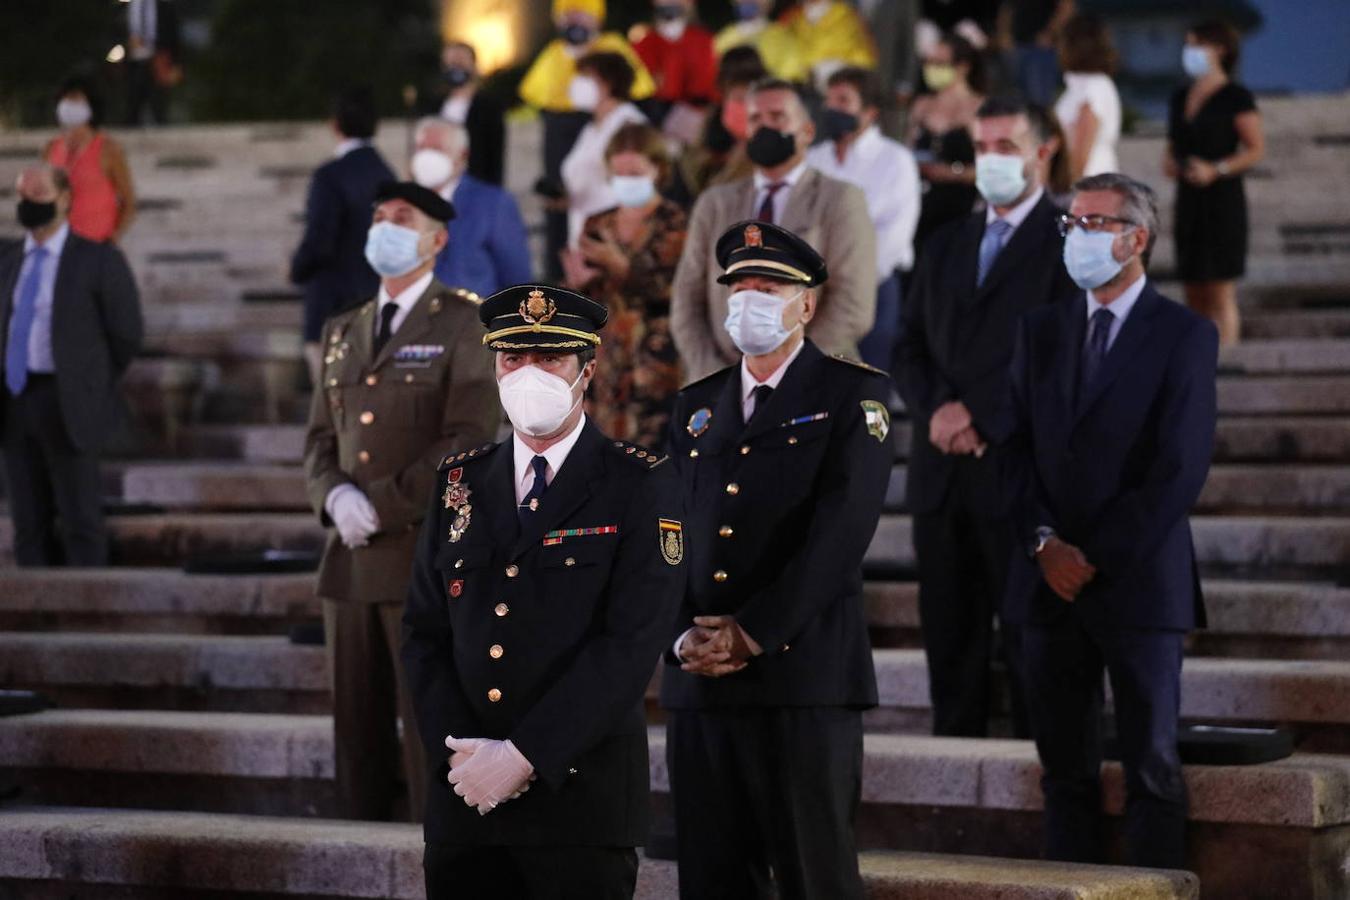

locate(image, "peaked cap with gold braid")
[[479, 284, 608, 351]]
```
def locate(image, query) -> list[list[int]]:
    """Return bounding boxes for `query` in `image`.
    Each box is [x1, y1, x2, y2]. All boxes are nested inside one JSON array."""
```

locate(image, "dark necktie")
[[6, 246, 48, 396], [374, 302, 398, 355], [518, 455, 549, 523], [757, 182, 787, 224], [1079, 307, 1115, 395], [748, 384, 774, 421]]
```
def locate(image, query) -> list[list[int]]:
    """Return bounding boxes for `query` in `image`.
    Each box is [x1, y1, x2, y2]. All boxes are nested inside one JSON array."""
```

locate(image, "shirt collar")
[[834, 124, 882, 163], [438, 177, 462, 203], [377, 270, 434, 313], [513, 413, 587, 488], [985, 185, 1045, 231], [1087, 273, 1147, 322], [754, 158, 809, 191], [25, 221, 70, 257], [334, 138, 370, 159], [740, 337, 805, 405]]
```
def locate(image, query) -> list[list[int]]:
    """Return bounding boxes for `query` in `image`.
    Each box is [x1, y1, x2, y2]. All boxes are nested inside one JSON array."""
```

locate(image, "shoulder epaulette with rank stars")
[[829, 354, 888, 376], [438, 442, 500, 471], [609, 440, 668, 468]]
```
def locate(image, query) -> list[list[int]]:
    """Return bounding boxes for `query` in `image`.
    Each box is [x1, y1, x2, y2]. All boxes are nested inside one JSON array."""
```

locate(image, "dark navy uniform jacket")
[[658, 339, 893, 711], [402, 418, 685, 846]]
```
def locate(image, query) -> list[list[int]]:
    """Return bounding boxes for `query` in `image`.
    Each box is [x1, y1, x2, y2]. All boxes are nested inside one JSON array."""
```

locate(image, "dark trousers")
[[858, 271, 902, 372], [2, 376, 106, 566], [914, 464, 1028, 737], [1023, 616, 1189, 869], [322, 599, 427, 822], [125, 59, 168, 125], [424, 843, 638, 900], [667, 707, 864, 900]]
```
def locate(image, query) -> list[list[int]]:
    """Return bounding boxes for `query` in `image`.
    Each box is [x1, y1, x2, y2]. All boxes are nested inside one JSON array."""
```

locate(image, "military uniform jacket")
[[401, 419, 685, 846], [659, 340, 892, 710], [303, 279, 500, 605]]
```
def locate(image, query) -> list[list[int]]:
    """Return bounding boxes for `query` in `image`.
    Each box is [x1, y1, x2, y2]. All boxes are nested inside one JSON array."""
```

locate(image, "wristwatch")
[[1216, 160, 1231, 177], [1030, 526, 1056, 558]]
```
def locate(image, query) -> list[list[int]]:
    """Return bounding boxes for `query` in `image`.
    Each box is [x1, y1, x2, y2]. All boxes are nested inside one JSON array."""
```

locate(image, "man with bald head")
[[1, 165, 141, 566], [671, 77, 876, 380], [410, 117, 531, 299]]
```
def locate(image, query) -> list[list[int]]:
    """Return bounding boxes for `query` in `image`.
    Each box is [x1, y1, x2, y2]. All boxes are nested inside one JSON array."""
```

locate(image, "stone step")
[[111, 463, 309, 512], [1218, 375, 1350, 414], [161, 424, 307, 463], [0, 809, 1198, 900], [1245, 309, 1350, 340], [0, 713, 1338, 896], [1220, 339, 1350, 374], [1214, 416, 1350, 461]]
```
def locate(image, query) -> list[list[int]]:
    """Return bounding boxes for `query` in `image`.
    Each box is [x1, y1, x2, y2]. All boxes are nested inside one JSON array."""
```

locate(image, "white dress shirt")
[[440, 94, 472, 125], [375, 270, 434, 340], [751, 159, 810, 224], [1086, 274, 1146, 353], [561, 102, 649, 246], [11, 223, 70, 374], [986, 184, 1045, 232], [334, 137, 371, 159], [739, 337, 805, 420], [512, 414, 587, 504], [807, 126, 921, 277]]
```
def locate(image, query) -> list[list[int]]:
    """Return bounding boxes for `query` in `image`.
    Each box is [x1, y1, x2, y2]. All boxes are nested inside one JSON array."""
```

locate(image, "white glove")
[[445, 737, 535, 815], [325, 484, 380, 549]]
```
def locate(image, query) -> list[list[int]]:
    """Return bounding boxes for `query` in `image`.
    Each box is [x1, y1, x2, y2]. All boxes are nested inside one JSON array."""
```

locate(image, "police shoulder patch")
[[659, 518, 684, 565], [860, 400, 890, 443]]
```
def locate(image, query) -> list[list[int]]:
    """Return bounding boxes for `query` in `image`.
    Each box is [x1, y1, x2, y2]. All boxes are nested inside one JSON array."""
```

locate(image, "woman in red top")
[[44, 77, 137, 243]]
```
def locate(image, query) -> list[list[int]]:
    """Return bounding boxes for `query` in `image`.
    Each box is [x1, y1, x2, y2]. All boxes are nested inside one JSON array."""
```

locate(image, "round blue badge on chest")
[[686, 407, 713, 437]]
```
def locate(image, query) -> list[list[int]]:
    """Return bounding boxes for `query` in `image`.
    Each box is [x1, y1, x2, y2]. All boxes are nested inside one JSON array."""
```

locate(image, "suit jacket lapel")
[[510, 419, 607, 560], [739, 340, 822, 442], [693, 368, 745, 456], [0, 242, 23, 345], [978, 196, 1056, 299], [954, 215, 985, 309], [1073, 285, 1163, 423], [778, 169, 817, 234], [1059, 292, 1086, 413]]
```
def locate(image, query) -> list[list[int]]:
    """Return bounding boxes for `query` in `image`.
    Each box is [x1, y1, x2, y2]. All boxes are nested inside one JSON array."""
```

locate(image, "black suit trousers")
[[913, 457, 1028, 737], [668, 707, 865, 900], [2, 376, 106, 566], [424, 843, 638, 900], [1023, 615, 1188, 870]]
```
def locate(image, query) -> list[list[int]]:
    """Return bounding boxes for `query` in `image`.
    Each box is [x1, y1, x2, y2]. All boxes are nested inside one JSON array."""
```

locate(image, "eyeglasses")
[[1057, 214, 1137, 237]]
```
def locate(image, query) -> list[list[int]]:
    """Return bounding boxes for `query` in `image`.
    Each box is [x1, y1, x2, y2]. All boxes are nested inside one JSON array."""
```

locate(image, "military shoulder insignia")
[[445, 287, 482, 307], [860, 400, 890, 443], [610, 440, 665, 467], [438, 442, 499, 471], [830, 354, 888, 376], [686, 407, 713, 437], [659, 519, 684, 565]]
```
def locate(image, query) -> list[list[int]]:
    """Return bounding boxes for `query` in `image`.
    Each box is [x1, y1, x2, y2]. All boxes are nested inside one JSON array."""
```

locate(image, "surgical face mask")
[[364, 221, 430, 278], [568, 75, 602, 111], [498, 364, 585, 437], [746, 126, 797, 168], [1182, 45, 1211, 79], [411, 148, 455, 189], [724, 289, 803, 356], [609, 174, 656, 207], [1063, 227, 1131, 290], [17, 199, 57, 230], [923, 63, 956, 91], [975, 153, 1028, 206], [821, 108, 860, 141], [803, 0, 830, 24], [562, 23, 593, 46], [56, 99, 92, 128], [657, 19, 687, 41]]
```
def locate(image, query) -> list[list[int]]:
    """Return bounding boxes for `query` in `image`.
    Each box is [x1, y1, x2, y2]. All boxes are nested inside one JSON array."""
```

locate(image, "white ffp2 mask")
[[498, 364, 585, 437]]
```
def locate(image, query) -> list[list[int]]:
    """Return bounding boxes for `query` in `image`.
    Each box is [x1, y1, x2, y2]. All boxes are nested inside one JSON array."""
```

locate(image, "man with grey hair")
[[1003, 171, 1218, 869], [671, 77, 876, 379], [409, 117, 531, 299]]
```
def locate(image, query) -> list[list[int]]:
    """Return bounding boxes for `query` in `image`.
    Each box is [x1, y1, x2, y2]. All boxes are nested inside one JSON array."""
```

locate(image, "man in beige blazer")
[[671, 78, 877, 380]]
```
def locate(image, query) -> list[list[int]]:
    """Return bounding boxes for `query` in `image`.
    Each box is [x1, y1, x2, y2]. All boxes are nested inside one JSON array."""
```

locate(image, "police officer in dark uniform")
[[401, 284, 686, 900], [660, 222, 894, 900]]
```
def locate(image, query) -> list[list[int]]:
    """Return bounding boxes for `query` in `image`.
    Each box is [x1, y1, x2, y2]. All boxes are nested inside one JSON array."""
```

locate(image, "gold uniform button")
[[719, 525, 734, 538], [713, 570, 728, 583], [739, 445, 751, 455], [365, 374, 378, 386], [494, 603, 509, 617], [489, 644, 504, 659], [564, 557, 576, 567], [689, 449, 700, 458], [357, 450, 371, 464], [725, 483, 740, 495], [505, 565, 519, 578], [359, 411, 375, 425], [787, 436, 799, 445], [487, 688, 502, 702]]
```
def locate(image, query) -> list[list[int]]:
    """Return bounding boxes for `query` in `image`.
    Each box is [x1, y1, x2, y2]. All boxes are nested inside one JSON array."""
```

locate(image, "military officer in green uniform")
[[661, 221, 895, 899], [402, 284, 685, 899], [303, 181, 501, 822]]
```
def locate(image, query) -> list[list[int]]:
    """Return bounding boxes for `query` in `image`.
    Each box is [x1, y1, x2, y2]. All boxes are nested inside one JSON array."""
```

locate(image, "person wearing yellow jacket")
[[520, 0, 656, 279], [780, 0, 878, 90], [713, 0, 807, 83]]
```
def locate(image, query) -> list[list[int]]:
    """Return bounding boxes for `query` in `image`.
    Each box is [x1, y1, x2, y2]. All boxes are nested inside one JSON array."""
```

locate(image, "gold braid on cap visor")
[[482, 325, 602, 346], [724, 259, 812, 282]]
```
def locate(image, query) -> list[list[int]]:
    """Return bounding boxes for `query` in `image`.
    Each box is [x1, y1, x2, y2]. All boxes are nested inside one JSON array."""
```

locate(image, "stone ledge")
[[1218, 376, 1350, 414], [1215, 416, 1350, 461], [0, 568, 315, 618], [1220, 339, 1350, 374], [112, 463, 309, 511]]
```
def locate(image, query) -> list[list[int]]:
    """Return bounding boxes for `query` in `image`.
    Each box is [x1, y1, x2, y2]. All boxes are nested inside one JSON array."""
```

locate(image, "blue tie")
[[1079, 307, 1115, 394], [518, 455, 549, 523], [977, 219, 1012, 286], [6, 246, 48, 396]]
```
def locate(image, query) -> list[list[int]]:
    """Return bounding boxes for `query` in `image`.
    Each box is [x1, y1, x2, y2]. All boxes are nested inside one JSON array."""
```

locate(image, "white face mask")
[[410, 148, 456, 189], [364, 221, 430, 278], [656, 19, 687, 41], [724, 289, 804, 357], [56, 99, 92, 128], [567, 75, 602, 112], [609, 174, 656, 208], [975, 152, 1029, 207], [498, 364, 586, 437]]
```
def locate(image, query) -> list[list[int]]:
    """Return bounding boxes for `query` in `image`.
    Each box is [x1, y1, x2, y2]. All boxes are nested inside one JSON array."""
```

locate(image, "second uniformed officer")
[[303, 181, 501, 822], [401, 285, 686, 899], [661, 222, 894, 899]]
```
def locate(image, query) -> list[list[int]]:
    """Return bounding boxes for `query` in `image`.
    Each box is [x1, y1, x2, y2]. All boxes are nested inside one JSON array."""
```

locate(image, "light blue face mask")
[[364, 221, 427, 278], [975, 153, 1028, 207], [724, 289, 804, 356], [609, 174, 656, 208], [1063, 227, 1131, 290], [1182, 45, 1211, 79]]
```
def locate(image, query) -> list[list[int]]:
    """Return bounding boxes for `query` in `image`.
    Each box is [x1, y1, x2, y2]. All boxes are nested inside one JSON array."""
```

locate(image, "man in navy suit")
[[410, 118, 531, 299], [1004, 172, 1219, 870], [291, 86, 395, 383]]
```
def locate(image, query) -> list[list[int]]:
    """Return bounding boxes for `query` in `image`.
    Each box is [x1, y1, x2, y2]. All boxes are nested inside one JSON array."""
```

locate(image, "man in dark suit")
[[895, 96, 1077, 738], [291, 86, 395, 385], [1, 165, 142, 566], [661, 222, 894, 899], [1004, 172, 1218, 869], [124, 0, 181, 125], [402, 285, 685, 899]]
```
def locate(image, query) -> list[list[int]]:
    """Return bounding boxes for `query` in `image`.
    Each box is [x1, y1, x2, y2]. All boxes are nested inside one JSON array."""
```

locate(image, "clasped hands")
[[444, 735, 536, 816], [678, 615, 762, 677], [326, 484, 380, 549], [1037, 537, 1097, 603], [928, 401, 987, 457]]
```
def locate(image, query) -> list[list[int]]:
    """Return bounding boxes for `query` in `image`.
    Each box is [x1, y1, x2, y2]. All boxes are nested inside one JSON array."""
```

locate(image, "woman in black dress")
[[1165, 19, 1265, 345]]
